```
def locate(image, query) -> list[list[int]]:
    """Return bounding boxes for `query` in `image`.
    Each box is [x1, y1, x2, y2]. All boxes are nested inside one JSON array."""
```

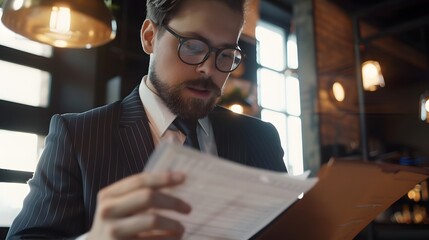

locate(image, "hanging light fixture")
[[1, 0, 117, 48], [420, 91, 429, 123], [362, 60, 385, 91]]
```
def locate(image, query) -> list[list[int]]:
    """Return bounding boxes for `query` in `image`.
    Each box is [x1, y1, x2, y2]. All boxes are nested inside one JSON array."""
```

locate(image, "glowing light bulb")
[[49, 6, 71, 34], [12, 0, 24, 10], [332, 82, 345, 102], [362, 61, 384, 91], [229, 104, 244, 114]]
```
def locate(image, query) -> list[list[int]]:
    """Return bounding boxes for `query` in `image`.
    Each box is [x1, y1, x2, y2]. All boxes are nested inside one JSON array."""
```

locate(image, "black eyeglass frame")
[[162, 24, 244, 73]]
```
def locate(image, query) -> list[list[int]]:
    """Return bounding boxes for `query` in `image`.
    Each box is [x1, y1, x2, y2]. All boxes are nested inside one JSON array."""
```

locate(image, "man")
[[7, 0, 286, 239]]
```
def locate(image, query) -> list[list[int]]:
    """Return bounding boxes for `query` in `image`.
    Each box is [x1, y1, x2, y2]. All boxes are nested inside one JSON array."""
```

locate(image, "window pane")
[[287, 116, 303, 175], [0, 129, 44, 172], [285, 76, 301, 116], [256, 21, 286, 71], [261, 109, 287, 166], [0, 183, 29, 227], [287, 34, 299, 69], [258, 68, 286, 111], [0, 9, 53, 57], [0, 60, 51, 107]]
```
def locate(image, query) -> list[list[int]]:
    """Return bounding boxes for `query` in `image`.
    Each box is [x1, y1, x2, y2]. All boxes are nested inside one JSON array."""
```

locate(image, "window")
[[0, 8, 54, 227], [0, 9, 53, 108], [256, 21, 303, 175], [0, 129, 45, 172], [0, 129, 44, 227], [0, 60, 51, 107], [0, 183, 30, 226]]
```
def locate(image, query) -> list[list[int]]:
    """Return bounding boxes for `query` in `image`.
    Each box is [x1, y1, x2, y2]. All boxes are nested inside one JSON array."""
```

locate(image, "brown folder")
[[254, 159, 429, 240]]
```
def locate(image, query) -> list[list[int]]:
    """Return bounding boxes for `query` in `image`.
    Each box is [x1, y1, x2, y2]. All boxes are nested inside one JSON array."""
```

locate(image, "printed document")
[[145, 142, 318, 240]]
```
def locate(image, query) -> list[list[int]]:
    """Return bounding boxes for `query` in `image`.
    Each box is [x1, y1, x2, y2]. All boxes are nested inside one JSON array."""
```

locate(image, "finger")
[[110, 213, 186, 239], [103, 189, 191, 218], [98, 172, 186, 200]]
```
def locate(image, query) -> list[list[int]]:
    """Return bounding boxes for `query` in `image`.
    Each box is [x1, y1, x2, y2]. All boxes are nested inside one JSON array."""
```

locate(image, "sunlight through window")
[[285, 76, 301, 116], [0, 129, 44, 172], [256, 22, 286, 71], [258, 68, 286, 111], [0, 183, 30, 226], [287, 34, 299, 69], [287, 116, 303, 174], [0, 60, 51, 107], [257, 21, 303, 175]]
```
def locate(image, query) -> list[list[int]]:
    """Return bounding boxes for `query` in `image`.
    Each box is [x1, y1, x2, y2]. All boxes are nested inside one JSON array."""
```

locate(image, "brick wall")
[[314, 0, 361, 160], [313, 0, 429, 159]]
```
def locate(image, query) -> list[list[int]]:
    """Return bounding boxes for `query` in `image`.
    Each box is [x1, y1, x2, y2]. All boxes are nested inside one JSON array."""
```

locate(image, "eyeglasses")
[[162, 25, 244, 73]]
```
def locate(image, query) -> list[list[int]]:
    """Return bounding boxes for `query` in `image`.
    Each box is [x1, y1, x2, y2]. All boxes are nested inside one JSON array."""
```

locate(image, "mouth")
[[185, 85, 215, 98]]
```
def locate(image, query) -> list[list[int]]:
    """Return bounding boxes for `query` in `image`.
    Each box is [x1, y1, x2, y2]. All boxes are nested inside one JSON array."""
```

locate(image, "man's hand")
[[87, 172, 191, 240]]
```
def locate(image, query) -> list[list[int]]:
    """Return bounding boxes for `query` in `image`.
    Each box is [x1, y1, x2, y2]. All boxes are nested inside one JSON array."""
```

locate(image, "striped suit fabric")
[[7, 87, 286, 239]]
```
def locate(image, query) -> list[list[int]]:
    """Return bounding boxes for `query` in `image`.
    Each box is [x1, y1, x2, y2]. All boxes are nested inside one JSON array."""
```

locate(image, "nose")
[[195, 52, 217, 76]]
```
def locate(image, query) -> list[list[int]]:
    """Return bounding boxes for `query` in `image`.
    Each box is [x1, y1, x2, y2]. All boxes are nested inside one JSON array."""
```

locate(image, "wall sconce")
[[1, 0, 116, 48], [420, 91, 429, 123], [362, 60, 385, 91], [332, 82, 345, 102]]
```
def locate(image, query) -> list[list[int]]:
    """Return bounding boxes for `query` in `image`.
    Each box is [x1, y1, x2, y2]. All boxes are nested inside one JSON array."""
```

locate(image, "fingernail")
[[180, 201, 192, 213]]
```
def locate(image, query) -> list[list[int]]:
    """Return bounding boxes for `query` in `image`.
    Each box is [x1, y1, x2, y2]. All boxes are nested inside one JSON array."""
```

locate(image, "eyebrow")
[[178, 30, 239, 49]]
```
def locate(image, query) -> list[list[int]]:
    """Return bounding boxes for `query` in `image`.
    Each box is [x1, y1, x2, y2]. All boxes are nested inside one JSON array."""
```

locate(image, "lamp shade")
[[1, 0, 117, 48]]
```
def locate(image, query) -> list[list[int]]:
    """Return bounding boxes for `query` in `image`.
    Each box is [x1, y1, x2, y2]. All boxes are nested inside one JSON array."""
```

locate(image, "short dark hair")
[[146, 0, 246, 26]]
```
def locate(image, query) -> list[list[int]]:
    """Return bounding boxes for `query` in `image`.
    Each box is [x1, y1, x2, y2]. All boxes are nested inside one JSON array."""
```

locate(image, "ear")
[[141, 19, 157, 54]]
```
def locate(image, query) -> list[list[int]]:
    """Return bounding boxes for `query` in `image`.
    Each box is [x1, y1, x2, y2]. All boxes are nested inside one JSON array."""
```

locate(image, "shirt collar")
[[139, 76, 210, 136]]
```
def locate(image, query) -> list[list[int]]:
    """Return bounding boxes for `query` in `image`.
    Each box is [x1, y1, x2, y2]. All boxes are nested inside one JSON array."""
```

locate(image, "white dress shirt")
[[138, 75, 218, 155]]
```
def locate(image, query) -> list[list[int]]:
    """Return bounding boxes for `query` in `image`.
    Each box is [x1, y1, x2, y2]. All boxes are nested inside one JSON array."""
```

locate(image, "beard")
[[149, 69, 222, 120]]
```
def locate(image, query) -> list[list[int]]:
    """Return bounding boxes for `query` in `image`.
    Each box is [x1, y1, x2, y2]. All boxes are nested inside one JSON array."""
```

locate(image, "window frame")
[[256, 19, 304, 176]]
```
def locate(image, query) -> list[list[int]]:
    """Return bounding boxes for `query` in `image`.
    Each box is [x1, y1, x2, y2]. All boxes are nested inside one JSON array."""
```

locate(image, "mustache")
[[184, 77, 221, 95]]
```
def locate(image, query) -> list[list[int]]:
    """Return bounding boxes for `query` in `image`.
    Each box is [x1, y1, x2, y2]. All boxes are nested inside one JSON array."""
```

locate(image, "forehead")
[[168, 0, 243, 46]]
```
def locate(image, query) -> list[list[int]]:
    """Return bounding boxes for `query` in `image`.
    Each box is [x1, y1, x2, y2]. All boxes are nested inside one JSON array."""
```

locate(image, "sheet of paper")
[[145, 142, 318, 240]]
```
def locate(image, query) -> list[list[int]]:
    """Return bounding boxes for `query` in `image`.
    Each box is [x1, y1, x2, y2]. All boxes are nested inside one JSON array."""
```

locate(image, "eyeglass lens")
[[179, 39, 242, 72]]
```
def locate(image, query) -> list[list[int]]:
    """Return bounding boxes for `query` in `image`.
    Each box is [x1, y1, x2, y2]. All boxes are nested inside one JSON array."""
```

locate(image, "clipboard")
[[253, 159, 429, 240]]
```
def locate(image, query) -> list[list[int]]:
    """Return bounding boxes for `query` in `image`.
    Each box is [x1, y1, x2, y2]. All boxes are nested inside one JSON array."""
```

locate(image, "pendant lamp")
[[1, 0, 117, 48]]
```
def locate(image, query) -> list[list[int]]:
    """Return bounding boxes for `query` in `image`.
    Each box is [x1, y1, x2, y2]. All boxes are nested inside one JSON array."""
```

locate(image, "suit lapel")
[[116, 87, 154, 173]]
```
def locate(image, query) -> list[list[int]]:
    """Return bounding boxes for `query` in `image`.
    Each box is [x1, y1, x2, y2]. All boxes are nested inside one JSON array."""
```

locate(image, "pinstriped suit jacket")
[[7, 87, 286, 239]]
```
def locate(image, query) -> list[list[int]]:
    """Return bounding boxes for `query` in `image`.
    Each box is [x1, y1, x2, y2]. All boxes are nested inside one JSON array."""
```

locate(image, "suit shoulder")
[[46, 101, 122, 138], [211, 106, 273, 129], [60, 100, 121, 123]]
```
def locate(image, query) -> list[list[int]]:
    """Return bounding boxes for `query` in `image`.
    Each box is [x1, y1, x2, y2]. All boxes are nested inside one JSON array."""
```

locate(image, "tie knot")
[[173, 118, 198, 136]]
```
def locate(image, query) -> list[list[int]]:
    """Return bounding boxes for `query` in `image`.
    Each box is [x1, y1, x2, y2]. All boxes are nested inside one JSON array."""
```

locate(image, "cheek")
[[157, 62, 197, 86], [155, 47, 195, 75], [153, 52, 184, 81], [153, 37, 182, 72]]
